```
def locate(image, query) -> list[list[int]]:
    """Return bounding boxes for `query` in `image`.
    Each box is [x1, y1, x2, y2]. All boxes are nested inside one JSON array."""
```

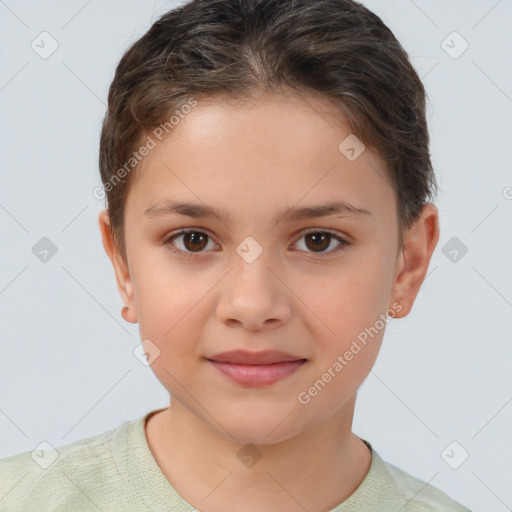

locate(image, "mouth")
[[206, 350, 307, 386], [207, 349, 306, 365]]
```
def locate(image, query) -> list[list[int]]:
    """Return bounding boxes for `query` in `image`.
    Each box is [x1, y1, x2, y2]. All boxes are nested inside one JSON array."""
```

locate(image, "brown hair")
[[99, 0, 437, 262]]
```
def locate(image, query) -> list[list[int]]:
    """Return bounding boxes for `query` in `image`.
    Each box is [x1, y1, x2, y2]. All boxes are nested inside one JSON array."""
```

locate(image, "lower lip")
[[208, 359, 306, 386]]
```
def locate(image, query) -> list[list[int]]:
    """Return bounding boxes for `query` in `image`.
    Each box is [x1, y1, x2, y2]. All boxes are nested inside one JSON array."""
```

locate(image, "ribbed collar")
[[111, 409, 403, 511]]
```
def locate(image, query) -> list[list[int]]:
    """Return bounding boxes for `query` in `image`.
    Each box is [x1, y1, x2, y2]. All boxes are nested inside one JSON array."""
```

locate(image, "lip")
[[207, 349, 305, 365], [206, 350, 307, 387]]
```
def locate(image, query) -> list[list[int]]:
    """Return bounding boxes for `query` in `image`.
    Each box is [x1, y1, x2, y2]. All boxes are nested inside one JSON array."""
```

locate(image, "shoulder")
[[334, 443, 473, 512], [0, 418, 140, 511], [378, 455, 472, 511]]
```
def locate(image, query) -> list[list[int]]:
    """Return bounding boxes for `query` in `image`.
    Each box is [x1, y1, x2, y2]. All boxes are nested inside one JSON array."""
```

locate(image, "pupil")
[[307, 233, 329, 251], [185, 232, 207, 251]]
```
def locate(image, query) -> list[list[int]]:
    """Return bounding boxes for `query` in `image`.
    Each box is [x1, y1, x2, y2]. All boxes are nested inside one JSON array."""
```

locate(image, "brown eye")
[[164, 228, 350, 258], [182, 232, 208, 251], [295, 230, 349, 255], [305, 232, 330, 252], [165, 229, 216, 255]]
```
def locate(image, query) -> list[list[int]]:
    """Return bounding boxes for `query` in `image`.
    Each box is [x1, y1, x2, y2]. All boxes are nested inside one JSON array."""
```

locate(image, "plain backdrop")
[[1, 1, 511, 511]]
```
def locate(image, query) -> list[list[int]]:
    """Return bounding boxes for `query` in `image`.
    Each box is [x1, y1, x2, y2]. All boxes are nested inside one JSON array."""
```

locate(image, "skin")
[[98, 90, 439, 512]]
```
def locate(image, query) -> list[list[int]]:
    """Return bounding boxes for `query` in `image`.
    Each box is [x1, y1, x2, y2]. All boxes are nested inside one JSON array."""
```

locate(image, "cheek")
[[302, 249, 394, 342], [132, 250, 203, 318], [301, 340, 382, 414], [130, 261, 199, 349], [138, 300, 204, 393]]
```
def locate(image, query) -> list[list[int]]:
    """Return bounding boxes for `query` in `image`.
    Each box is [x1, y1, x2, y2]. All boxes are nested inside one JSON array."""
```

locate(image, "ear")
[[98, 209, 138, 323], [389, 203, 440, 318]]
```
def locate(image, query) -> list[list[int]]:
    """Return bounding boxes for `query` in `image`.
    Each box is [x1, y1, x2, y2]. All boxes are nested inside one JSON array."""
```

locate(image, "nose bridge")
[[231, 233, 278, 291], [216, 234, 291, 329]]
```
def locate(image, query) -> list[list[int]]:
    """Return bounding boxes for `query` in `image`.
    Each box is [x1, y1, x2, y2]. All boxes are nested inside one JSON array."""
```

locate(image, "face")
[[100, 91, 438, 444]]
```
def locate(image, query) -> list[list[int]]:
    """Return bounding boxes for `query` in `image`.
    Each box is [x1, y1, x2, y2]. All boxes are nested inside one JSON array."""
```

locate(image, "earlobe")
[[121, 305, 137, 323], [389, 204, 440, 319], [98, 209, 138, 324]]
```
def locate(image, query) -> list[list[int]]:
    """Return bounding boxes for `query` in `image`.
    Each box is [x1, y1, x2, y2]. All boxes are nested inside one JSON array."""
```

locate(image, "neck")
[[145, 394, 372, 512]]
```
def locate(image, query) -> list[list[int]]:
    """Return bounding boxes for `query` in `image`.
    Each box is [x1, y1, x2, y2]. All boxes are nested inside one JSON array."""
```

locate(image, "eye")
[[164, 228, 350, 258], [164, 229, 218, 257], [293, 229, 350, 255]]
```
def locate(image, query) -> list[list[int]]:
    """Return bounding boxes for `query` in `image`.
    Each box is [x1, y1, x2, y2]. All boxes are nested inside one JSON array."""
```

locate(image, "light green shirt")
[[0, 409, 471, 511]]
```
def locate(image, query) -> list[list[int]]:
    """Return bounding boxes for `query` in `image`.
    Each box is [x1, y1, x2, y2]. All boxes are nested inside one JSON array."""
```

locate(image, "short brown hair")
[[99, 0, 437, 261]]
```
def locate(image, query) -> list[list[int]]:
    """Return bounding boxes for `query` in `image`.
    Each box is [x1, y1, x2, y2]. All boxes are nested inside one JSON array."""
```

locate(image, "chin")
[[213, 412, 306, 446]]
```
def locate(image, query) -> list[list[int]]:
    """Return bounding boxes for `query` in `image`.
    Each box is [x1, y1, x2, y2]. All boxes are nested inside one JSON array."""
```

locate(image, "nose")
[[215, 250, 292, 331]]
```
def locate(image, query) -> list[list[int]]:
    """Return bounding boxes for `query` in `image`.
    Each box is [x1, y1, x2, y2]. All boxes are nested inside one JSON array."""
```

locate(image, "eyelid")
[[163, 228, 220, 258], [163, 227, 351, 257], [298, 227, 349, 241], [294, 228, 350, 254]]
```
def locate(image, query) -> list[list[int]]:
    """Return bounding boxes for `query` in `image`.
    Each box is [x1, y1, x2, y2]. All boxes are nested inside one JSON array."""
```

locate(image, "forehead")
[[125, 93, 396, 228]]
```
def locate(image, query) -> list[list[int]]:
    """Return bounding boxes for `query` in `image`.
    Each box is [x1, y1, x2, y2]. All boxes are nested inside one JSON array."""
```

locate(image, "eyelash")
[[163, 228, 351, 259]]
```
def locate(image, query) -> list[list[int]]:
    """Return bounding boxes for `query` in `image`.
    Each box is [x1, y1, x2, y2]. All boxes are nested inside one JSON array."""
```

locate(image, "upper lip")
[[207, 350, 306, 365]]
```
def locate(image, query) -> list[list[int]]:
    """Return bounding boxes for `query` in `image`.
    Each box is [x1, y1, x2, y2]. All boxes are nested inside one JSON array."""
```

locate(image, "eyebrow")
[[143, 199, 371, 225]]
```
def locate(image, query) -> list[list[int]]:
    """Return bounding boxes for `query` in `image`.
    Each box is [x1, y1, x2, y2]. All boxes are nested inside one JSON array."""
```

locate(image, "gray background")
[[1, 1, 511, 510]]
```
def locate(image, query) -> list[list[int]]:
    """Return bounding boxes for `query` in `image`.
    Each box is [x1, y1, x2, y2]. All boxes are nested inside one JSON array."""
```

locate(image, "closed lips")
[[207, 350, 306, 365]]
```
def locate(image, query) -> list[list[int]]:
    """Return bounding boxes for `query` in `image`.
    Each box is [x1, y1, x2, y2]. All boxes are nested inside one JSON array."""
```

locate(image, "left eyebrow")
[[143, 199, 372, 226], [274, 201, 372, 224]]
